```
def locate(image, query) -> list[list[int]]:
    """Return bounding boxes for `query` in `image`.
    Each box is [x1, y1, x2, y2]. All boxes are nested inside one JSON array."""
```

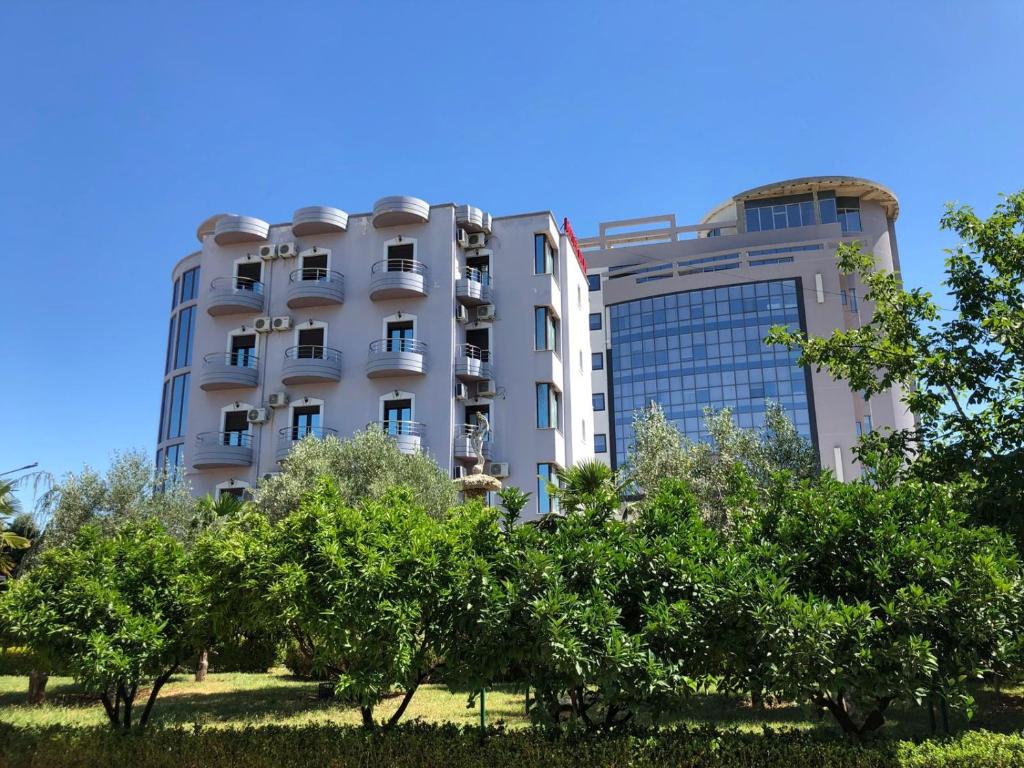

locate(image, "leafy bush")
[[0, 646, 41, 676], [2, 723, 1022, 768], [205, 635, 279, 674], [281, 639, 326, 680]]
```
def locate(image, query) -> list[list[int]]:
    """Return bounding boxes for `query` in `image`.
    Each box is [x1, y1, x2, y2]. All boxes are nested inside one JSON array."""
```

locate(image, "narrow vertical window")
[[537, 463, 559, 515]]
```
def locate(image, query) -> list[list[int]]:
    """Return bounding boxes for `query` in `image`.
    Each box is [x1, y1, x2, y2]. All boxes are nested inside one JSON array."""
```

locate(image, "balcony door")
[[297, 326, 325, 359], [383, 398, 412, 435], [386, 242, 415, 272], [230, 333, 257, 367], [222, 409, 250, 446], [301, 252, 328, 281], [291, 404, 321, 440], [386, 321, 414, 352], [235, 261, 262, 291]]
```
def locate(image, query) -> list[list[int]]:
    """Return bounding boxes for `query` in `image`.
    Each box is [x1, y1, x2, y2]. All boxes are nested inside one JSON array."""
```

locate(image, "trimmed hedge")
[[0, 647, 60, 676], [1, 724, 1022, 768]]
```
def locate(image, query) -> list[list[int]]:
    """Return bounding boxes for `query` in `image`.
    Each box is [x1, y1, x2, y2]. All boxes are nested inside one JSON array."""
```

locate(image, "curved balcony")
[[455, 344, 492, 382], [281, 345, 342, 385], [213, 215, 270, 245], [292, 206, 349, 236], [380, 420, 424, 454], [369, 259, 428, 300], [192, 431, 253, 469], [199, 352, 259, 391], [286, 268, 346, 308], [207, 276, 265, 316], [454, 423, 492, 462], [455, 204, 485, 233], [455, 267, 492, 306], [366, 338, 427, 378], [275, 425, 339, 462], [372, 195, 430, 228]]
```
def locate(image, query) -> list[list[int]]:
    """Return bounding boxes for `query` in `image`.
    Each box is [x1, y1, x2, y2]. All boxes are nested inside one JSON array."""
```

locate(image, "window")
[[300, 252, 328, 280], [386, 320, 414, 352], [836, 197, 862, 233], [818, 191, 838, 225], [535, 383, 561, 429], [587, 273, 601, 291], [383, 398, 413, 433], [218, 486, 246, 500], [466, 252, 491, 286], [534, 234, 556, 276], [165, 373, 190, 440], [164, 443, 184, 480], [387, 242, 415, 272], [230, 333, 257, 367], [235, 260, 262, 291], [171, 277, 181, 309], [537, 463, 559, 515], [173, 306, 195, 369], [291, 404, 321, 439], [591, 352, 604, 370], [222, 409, 250, 446], [594, 434, 607, 453], [592, 393, 606, 411], [164, 316, 176, 374], [589, 312, 602, 331], [297, 325, 325, 358], [744, 194, 816, 233], [180, 267, 200, 303], [534, 307, 559, 352]]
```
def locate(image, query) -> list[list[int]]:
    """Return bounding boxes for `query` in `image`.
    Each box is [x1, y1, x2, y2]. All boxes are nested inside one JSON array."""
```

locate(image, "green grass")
[[2, 669, 1023, 739]]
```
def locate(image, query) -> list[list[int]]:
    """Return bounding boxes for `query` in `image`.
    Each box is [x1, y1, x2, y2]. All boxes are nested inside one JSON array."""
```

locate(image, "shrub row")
[[2, 723, 1022, 768]]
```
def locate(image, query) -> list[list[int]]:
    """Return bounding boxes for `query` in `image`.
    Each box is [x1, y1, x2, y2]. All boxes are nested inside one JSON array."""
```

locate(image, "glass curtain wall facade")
[[608, 279, 814, 468]]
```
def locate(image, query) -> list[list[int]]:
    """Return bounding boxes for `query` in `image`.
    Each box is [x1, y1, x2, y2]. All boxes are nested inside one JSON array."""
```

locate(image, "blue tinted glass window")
[[164, 315, 176, 374], [171, 278, 180, 309], [608, 278, 813, 468], [173, 306, 195, 369], [166, 373, 190, 440], [592, 352, 604, 370], [537, 463, 559, 515], [536, 383, 549, 428], [745, 208, 760, 232], [534, 307, 545, 350], [593, 393, 605, 411], [587, 274, 601, 291], [594, 434, 607, 453], [819, 198, 837, 224], [180, 267, 200, 303], [534, 234, 554, 275], [589, 313, 602, 331]]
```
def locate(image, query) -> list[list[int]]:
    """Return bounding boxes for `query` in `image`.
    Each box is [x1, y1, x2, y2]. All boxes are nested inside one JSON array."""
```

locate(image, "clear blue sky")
[[2, 1, 1022, 505]]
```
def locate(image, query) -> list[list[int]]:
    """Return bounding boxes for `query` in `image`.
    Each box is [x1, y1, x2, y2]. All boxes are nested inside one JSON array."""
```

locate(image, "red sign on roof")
[[563, 217, 586, 273]]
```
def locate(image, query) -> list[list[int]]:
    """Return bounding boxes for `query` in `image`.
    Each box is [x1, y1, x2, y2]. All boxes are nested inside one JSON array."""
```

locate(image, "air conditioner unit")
[[453, 465, 467, 480], [476, 379, 497, 398], [254, 316, 273, 333], [259, 244, 277, 260], [277, 242, 298, 259], [487, 462, 510, 479], [476, 304, 496, 322], [454, 382, 469, 400], [455, 304, 469, 324], [247, 408, 269, 424], [272, 315, 292, 331], [456, 228, 469, 248], [467, 232, 487, 249], [267, 392, 290, 408]]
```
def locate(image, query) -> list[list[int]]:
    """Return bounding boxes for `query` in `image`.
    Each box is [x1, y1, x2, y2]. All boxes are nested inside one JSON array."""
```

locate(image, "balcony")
[[286, 268, 345, 308], [455, 267, 492, 306], [455, 204, 489, 234], [369, 259, 428, 300], [192, 431, 253, 469], [372, 195, 430, 228], [213, 215, 270, 245], [207, 276, 265, 316], [454, 423, 492, 462], [281, 345, 342, 385], [291, 205, 348, 236], [366, 338, 426, 378], [454, 344, 492, 382], [198, 352, 259, 391], [275, 425, 338, 463], [380, 420, 424, 454]]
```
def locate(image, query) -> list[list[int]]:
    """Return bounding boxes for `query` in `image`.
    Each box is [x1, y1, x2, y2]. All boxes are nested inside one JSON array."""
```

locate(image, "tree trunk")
[[27, 670, 48, 705], [195, 649, 209, 682], [360, 705, 376, 731], [139, 665, 178, 728], [750, 682, 764, 712], [815, 693, 893, 740]]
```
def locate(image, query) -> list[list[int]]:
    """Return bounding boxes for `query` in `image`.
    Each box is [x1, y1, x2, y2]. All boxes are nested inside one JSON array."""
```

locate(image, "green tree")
[[767, 192, 1024, 541], [254, 428, 456, 520], [0, 522, 197, 729], [726, 473, 1022, 739], [0, 482, 31, 577]]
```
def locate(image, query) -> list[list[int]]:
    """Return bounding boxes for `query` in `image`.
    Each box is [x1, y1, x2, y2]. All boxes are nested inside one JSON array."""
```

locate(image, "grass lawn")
[[2, 669, 1023, 739]]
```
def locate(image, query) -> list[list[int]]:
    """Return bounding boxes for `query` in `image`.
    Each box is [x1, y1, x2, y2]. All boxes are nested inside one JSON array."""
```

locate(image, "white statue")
[[470, 413, 491, 475]]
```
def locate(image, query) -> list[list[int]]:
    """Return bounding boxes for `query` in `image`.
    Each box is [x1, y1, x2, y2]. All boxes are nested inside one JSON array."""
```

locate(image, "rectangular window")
[[386, 243, 415, 271], [173, 306, 195, 369], [165, 373, 190, 440], [535, 383, 561, 429], [180, 267, 199, 303], [158, 380, 170, 443], [591, 352, 604, 370], [164, 443, 184, 480], [818, 196, 838, 225], [171, 277, 181, 309], [592, 393, 606, 411], [534, 307, 559, 352], [837, 197, 862, 233], [589, 312, 602, 331], [534, 234, 556, 276], [537, 463, 559, 515], [594, 434, 607, 453], [587, 273, 601, 291], [164, 315, 176, 374]]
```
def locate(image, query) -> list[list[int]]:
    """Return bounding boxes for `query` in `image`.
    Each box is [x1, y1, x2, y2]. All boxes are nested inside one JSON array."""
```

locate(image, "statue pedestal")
[[455, 473, 502, 503]]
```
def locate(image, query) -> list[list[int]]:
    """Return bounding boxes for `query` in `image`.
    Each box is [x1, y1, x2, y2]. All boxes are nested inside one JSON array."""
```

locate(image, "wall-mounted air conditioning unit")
[[272, 316, 292, 331], [259, 244, 277, 260], [247, 408, 269, 424], [254, 316, 273, 333], [454, 382, 469, 400], [467, 232, 487, 249], [453, 465, 467, 480], [267, 392, 289, 408], [456, 228, 469, 248], [455, 305, 469, 324], [487, 462, 510, 478], [476, 379, 496, 398], [277, 242, 298, 259], [476, 304, 496, 322]]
